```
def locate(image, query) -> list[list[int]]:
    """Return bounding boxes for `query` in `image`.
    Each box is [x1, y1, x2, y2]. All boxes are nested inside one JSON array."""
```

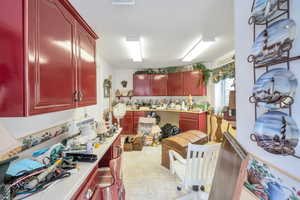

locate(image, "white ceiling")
[[69, 0, 234, 69]]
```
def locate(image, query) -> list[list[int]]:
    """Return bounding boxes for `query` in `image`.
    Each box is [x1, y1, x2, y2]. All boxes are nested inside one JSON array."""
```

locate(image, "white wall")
[[235, 0, 300, 178], [0, 40, 114, 139], [113, 69, 136, 92]]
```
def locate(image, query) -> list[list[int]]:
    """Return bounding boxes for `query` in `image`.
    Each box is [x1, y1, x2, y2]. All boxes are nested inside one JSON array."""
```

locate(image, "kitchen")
[[1, 0, 300, 200]]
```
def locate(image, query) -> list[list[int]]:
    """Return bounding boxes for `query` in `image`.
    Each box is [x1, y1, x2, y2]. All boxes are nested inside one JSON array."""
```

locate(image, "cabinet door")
[[0, 0, 24, 116], [179, 118, 199, 132], [133, 74, 151, 96], [133, 111, 145, 134], [167, 72, 184, 96], [120, 112, 133, 135], [28, 0, 76, 115], [179, 113, 199, 132], [198, 113, 207, 133], [76, 24, 97, 106], [183, 71, 206, 96], [151, 74, 168, 96]]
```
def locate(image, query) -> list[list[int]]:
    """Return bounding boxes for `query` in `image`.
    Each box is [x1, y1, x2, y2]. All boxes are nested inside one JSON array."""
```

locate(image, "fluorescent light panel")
[[112, 0, 135, 5], [182, 39, 214, 62], [126, 37, 142, 62]]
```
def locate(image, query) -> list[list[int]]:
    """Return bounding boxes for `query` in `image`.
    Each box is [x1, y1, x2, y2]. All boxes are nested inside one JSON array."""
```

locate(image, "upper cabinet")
[[167, 72, 184, 96], [132, 71, 206, 97], [76, 23, 97, 107], [151, 74, 168, 96], [28, 0, 77, 115], [0, 0, 99, 117], [133, 74, 152, 96], [183, 70, 206, 96]]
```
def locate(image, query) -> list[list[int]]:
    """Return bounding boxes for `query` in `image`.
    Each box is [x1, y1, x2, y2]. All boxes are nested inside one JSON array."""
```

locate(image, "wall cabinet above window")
[[0, 0, 99, 117]]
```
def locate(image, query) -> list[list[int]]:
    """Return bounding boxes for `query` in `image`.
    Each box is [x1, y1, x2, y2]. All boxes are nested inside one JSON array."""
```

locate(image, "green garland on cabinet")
[[134, 63, 212, 85], [211, 62, 235, 83]]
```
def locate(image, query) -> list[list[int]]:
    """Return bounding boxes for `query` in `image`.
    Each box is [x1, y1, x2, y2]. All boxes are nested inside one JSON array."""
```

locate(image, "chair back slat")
[[109, 148, 122, 185], [185, 143, 221, 186]]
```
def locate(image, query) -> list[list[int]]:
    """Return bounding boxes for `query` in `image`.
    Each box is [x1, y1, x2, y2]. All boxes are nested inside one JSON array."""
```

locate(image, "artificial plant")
[[192, 63, 212, 85]]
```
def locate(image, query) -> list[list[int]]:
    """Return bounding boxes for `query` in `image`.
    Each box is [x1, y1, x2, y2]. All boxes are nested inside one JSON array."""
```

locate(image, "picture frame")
[[234, 153, 300, 200]]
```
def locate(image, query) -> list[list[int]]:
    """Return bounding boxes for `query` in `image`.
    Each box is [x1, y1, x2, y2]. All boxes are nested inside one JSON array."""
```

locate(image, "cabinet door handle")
[[85, 188, 94, 199], [74, 91, 79, 102], [79, 91, 83, 101]]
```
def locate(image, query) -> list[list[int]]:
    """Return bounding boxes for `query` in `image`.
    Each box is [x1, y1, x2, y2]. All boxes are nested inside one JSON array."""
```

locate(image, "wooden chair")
[[221, 120, 229, 134], [169, 143, 221, 200], [210, 115, 218, 142], [206, 114, 212, 139], [228, 123, 237, 137]]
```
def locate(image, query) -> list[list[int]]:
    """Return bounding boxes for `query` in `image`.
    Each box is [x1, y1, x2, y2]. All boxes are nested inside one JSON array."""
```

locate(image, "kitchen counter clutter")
[[28, 130, 121, 200], [0, 129, 122, 200]]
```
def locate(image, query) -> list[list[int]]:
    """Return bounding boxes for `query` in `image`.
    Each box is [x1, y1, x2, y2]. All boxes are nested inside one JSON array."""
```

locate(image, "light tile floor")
[[123, 145, 182, 200]]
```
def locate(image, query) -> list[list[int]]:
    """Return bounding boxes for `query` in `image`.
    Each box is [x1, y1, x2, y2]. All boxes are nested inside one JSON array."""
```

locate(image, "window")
[[215, 78, 234, 112]]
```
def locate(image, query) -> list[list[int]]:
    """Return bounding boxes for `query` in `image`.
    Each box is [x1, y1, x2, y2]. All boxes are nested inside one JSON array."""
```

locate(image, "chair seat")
[[98, 175, 114, 188], [98, 167, 112, 177]]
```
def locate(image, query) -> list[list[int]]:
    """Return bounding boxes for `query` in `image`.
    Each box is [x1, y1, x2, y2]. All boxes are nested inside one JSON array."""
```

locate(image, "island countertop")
[[24, 129, 122, 200]]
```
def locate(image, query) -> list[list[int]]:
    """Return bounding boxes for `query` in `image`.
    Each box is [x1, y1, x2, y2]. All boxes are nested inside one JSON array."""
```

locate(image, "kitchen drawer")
[[180, 113, 199, 120]]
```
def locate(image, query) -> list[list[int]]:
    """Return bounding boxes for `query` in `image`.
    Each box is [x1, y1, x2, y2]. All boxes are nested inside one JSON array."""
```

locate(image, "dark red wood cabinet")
[[133, 111, 145, 134], [151, 74, 168, 96], [28, 0, 77, 115], [76, 23, 97, 107], [183, 70, 206, 96], [0, 0, 98, 117], [120, 111, 134, 135], [133, 70, 206, 97], [167, 72, 184, 96], [133, 74, 152, 96], [179, 112, 207, 133]]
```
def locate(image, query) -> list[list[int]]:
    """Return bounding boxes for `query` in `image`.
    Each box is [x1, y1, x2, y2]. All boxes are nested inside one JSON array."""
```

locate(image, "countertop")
[[127, 109, 207, 114], [24, 129, 122, 200]]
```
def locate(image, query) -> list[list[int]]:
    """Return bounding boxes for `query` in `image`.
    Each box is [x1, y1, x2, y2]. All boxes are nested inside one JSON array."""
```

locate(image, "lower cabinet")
[[133, 111, 145, 134], [179, 113, 207, 133], [117, 111, 207, 134], [120, 111, 134, 135], [74, 166, 99, 200], [115, 111, 146, 135], [73, 135, 122, 200], [98, 134, 121, 168]]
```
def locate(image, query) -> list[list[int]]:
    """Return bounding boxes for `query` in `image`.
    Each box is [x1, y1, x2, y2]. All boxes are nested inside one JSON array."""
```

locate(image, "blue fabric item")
[[32, 148, 50, 157], [6, 159, 45, 177]]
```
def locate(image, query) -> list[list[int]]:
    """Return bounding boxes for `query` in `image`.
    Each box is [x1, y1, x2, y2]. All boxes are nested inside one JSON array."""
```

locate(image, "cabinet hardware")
[[85, 188, 94, 199], [79, 91, 84, 101], [74, 91, 79, 102]]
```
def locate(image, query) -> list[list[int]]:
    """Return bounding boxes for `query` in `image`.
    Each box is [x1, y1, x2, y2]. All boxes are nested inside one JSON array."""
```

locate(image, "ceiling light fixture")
[[112, 0, 135, 5], [126, 37, 142, 62], [182, 38, 214, 62]]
